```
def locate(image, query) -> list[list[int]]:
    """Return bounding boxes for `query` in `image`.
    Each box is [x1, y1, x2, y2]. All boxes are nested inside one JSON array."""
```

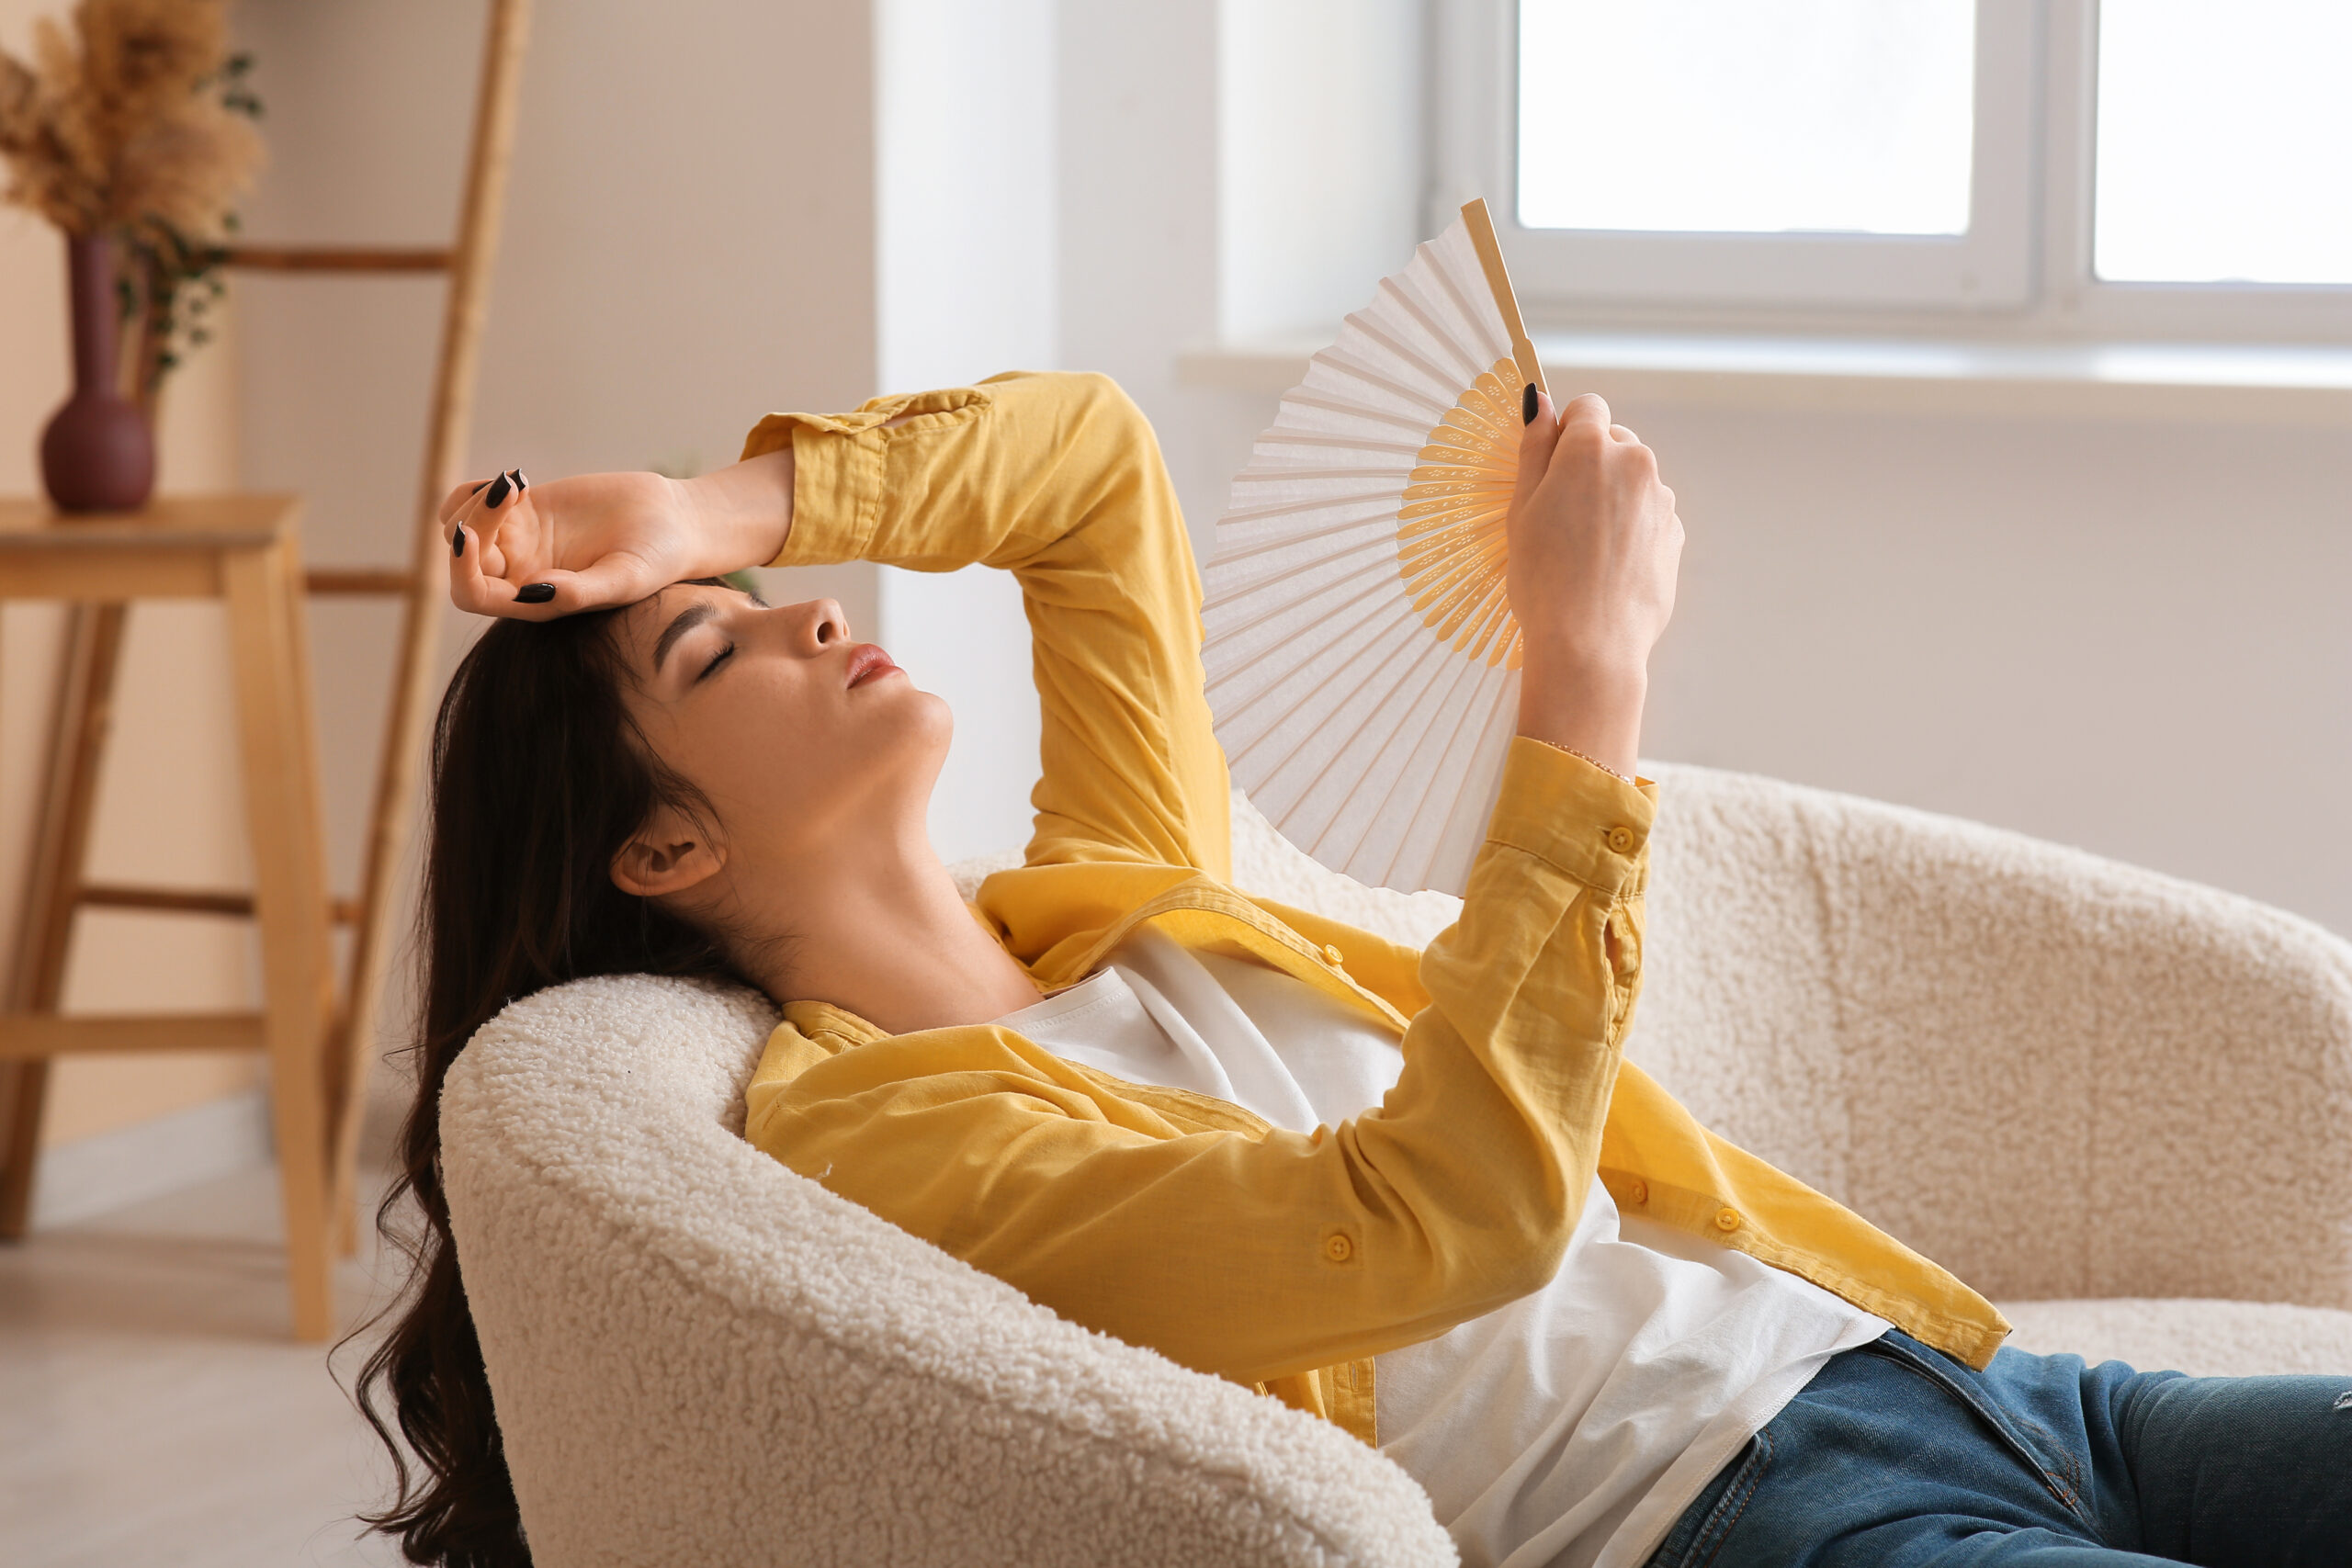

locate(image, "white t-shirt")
[[994, 925, 1888, 1568]]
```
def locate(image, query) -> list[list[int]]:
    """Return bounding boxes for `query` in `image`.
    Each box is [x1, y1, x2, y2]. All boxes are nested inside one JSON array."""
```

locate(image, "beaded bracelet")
[[1531, 736, 1637, 786]]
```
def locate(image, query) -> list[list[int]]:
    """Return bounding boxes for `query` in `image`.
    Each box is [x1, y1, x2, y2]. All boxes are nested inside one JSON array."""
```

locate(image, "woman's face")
[[606, 581, 951, 865]]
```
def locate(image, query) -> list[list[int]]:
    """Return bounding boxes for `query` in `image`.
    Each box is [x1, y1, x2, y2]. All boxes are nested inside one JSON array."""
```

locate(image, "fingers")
[[440, 468, 528, 541], [540, 549, 668, 614], [448, 505, 547, 618], [447, 469, 564, 617], [438, 479, 481, 525], [1556, 391, 1612, 436], [443, 470, 532, 571], [1539, 393, 1619, 487], [1513, 387, 1567, 518]]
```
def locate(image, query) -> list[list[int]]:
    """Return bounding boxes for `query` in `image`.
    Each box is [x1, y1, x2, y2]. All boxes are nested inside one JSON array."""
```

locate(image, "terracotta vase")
[[39, 231, 155, 513]]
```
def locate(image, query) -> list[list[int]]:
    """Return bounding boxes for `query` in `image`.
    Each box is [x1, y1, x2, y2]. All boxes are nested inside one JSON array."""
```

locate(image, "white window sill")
[[1175, 333, 2352, 425]]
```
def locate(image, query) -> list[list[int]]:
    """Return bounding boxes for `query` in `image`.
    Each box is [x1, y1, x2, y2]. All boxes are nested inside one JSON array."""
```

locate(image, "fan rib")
[[1203, 549, 1407, 660], [1379, 276, 1489, 389], [1317, 636, 1484, 876], [1208, 601, 1420, 747], [1218, 491, 1402, 533], [1340, 312, 1469, 408], [1245, 607, 1436, 834], [1251, 431, 1424, 460], [1363, 657, 1500, 889], [1215, 592, 1421, 771], [1278, 390, 1443, 434], [1423, 243, 1512, 369], [1210, 517, 1396, 577], [1314, 345, 1457, 415], [1430, 685, 1525, 889]]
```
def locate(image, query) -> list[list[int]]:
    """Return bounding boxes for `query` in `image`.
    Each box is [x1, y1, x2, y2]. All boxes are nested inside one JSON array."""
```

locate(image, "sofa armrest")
[[1632, 763, 2352, 1309], [445, 975, 1457, 1568]]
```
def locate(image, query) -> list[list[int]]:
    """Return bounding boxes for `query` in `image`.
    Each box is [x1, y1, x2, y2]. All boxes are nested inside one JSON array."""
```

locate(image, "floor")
[[2, 1114, 413, 1567]]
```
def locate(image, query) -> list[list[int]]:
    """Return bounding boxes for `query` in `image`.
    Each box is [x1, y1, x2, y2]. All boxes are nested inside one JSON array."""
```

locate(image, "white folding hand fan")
[[1203, 198, 1546, 896]]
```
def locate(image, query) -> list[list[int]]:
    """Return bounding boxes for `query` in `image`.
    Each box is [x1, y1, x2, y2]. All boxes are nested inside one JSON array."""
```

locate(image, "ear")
[[609, 801, 729, 899]]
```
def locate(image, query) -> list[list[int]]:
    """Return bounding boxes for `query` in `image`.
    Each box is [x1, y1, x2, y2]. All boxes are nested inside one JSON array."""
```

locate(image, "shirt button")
[[1713, 1207, 1742, 1233], [1605, 826, 1637, 854], [1624, 1179, 1649, 1206], [1321, 943, 1345, 967], [1323, 1234, 1354, 1263]]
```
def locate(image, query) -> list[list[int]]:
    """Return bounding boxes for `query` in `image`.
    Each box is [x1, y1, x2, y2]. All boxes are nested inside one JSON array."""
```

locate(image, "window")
[[1518, 2, 1976, 239], [1430, 1, 2352, 338], [2094, 0, 2352, 287]]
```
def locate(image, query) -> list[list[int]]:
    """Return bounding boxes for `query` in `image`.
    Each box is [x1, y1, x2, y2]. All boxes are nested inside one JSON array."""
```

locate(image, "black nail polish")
[[1521, 383, 1538, 425], [451, 523, 466, 557], [515, 583, 555, 604], [484, 473, 513, 508], [470, 480, 489, 496], [512, 469, 528, 491]]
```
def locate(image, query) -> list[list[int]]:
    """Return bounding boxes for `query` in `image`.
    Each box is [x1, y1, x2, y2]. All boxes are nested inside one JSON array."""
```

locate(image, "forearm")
[[679, 446, 795, 576]]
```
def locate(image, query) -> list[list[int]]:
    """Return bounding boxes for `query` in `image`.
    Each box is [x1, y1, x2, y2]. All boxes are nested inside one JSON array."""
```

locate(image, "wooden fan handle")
[[1461, 198, 1546, 400]]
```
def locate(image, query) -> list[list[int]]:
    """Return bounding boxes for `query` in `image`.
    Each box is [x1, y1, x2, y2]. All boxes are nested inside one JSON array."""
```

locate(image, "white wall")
[[1217, 0, 1424, 344], [1630, 400, 2352, 938], [868, 0, 1056, 863]]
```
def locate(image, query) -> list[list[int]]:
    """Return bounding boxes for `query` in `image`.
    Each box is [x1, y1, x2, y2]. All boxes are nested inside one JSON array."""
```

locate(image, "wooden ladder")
[[0, 0, 533, 1340]]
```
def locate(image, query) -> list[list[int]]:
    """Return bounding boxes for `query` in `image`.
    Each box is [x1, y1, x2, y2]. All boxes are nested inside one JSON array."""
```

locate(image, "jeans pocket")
[[1644, 1428, 1775, 1568], [1860, 1333, 2090, 1526]]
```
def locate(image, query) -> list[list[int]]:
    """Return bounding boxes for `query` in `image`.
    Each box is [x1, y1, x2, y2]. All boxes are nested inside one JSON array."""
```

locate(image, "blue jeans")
[[1643, 1329, 2352, 1566]]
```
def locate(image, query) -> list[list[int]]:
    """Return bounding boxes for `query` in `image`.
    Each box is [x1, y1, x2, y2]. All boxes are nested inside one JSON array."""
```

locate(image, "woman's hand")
[[1506, 389, 1684, 778], [439, 447, 796, 618]]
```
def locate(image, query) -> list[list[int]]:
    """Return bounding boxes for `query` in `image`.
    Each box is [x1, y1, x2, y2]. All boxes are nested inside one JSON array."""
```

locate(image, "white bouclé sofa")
[[441, 764, 2352, 1566]]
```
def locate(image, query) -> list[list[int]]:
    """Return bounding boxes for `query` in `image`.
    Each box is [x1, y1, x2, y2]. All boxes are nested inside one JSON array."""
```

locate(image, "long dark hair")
[[356, 599, 745, 1566]]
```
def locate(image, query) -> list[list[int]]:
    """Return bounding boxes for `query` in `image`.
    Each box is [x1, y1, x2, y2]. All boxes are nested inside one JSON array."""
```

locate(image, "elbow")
[[1066, 371, 1152, 442], [1434, 1188, 1577, 1315], [1496, 1209, 1577, 1303]]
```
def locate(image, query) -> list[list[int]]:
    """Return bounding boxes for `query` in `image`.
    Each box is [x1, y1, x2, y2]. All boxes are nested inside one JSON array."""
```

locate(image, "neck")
[[734, 820, 1039, 1034]]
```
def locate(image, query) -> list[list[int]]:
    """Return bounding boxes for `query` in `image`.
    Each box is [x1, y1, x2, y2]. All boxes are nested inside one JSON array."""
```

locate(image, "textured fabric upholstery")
[[441, 763, 2352, 1565]]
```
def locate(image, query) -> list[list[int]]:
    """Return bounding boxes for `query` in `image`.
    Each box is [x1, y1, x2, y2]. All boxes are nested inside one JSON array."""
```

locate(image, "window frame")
[[1427, 0, 2352, 344]]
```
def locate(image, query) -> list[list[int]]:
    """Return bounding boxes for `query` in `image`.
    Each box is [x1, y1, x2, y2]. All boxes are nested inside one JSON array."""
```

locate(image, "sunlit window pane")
[[1517, 0, 1976, 236], [2095, 1, 2352, 285]]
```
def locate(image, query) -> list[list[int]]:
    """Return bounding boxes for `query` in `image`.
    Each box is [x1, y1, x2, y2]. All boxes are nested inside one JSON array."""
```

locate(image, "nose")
[[791, 597, 850, 653]]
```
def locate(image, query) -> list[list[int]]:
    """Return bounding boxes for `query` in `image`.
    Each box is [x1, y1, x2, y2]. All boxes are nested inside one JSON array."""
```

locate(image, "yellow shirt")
[[739, 371, 2007, 1445]]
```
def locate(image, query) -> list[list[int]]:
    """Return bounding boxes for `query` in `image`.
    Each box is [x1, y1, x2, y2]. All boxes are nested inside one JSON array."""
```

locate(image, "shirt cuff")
[[739, 412, 883, 570], [741, 386, 996, 570], [1483, 736, 1657, 897]]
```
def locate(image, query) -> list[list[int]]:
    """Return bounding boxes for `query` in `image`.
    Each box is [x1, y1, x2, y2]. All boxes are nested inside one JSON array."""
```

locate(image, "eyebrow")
[[650, 601, 718, 675]]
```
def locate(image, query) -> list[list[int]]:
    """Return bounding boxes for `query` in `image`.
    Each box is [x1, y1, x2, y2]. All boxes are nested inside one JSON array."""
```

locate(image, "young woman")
[[365, 371, 2348, 1568]]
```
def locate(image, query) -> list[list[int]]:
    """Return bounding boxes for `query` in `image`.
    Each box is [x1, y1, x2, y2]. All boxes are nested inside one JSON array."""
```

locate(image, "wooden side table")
[[0, 494, 344, 1339]]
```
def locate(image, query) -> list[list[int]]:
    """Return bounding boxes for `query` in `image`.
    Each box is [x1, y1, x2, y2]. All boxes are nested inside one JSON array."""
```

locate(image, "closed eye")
[[697, 641, 737, 683]]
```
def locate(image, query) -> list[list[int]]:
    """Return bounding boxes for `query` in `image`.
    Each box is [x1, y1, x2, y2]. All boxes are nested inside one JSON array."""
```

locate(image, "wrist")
[[679, 447, 795, 573], [1516, 656, 1647, 780]]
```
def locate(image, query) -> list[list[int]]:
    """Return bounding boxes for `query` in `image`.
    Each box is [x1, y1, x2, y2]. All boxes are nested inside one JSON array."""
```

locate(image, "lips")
[[844, 643, 900, 690]]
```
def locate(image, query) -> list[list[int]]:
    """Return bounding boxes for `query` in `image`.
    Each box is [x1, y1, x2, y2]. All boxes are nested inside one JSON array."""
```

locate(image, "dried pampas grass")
[[0, 0, 262, 241], [1, 1, 265, 399]]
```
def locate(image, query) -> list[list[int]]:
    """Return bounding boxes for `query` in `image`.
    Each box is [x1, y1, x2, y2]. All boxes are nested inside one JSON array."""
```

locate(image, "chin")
[[863, 684, 954, 807]]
